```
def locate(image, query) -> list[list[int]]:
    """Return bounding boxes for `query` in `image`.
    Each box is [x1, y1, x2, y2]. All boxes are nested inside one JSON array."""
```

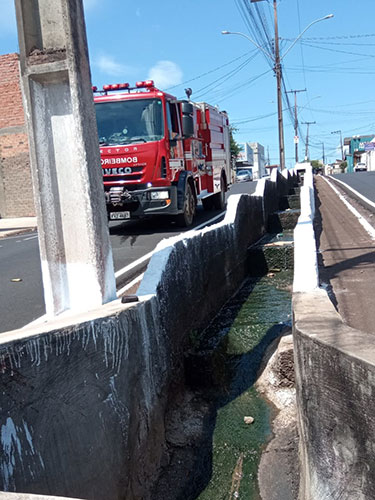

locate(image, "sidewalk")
[[314, 175, 375, 334], [0, 217, 37, 238]]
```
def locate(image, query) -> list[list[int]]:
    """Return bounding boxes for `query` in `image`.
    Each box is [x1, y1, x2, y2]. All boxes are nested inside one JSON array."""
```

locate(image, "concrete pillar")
[[14, 0, 116, 316]]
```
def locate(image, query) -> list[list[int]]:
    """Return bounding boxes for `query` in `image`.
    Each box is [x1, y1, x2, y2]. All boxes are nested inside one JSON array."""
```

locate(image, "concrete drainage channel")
[[0, 171, 300, 499], [151, 196, 300, 500]]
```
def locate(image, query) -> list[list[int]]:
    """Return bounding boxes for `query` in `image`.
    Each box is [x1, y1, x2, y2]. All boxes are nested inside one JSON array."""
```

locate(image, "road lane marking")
[[329, 176, 375, 210], [114, 211, 226, 279], [23, 235, 38, 241], [323, 177, 375, 240], [116, 273, 145, 297], [193, 212, 226, 230], [22, 211, 227, 329], [114, 250, 155, 279]]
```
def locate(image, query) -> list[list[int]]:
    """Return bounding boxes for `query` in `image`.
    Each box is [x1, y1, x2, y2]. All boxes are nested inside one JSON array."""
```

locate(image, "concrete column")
[[14, 0, 116, 316]]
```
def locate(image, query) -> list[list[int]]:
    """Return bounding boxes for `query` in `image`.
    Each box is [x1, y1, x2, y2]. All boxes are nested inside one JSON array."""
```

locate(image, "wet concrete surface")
[[152, 271, 293, 500]]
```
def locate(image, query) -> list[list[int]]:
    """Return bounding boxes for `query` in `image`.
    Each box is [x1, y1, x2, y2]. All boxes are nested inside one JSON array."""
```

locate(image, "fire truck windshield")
[[95, 98, 164, 146]]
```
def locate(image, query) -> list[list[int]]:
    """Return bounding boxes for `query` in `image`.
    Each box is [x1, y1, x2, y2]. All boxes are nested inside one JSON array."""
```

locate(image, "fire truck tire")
[[175, 183, 196, 227], [212, 175, 226, 210]]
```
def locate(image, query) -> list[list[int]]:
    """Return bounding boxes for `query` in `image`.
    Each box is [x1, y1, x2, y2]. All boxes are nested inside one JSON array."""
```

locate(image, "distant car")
[[236, 169, 253, 182], [354, 162, 367, 172]]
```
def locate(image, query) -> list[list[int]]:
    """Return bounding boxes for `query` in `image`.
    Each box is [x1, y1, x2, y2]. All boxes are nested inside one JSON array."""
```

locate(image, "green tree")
[[311, 159, 323, 174], [339, 160, 347, 173], [230, 126, 243, 166]]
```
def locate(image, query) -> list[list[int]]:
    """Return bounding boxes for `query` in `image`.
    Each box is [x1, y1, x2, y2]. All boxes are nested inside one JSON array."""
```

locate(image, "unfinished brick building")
[[0, 53, 34, 218]]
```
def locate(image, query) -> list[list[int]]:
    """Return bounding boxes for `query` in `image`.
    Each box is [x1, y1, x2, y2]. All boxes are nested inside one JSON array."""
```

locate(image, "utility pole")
[[273, 0, 285, 171], [302, 121, 316, 161], [322, 142, 325, 165], [225, 5, 333, 171], [286, 89, 306, 164], [331, 130, 344, 161]]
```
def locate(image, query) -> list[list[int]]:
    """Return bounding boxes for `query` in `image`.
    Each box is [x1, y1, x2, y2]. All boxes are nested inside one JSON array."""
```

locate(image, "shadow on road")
[[109, 206, 224, 245]]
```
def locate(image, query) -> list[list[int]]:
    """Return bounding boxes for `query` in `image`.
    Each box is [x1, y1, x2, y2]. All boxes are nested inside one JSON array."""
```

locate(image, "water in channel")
[[192, 270, 293, 499]]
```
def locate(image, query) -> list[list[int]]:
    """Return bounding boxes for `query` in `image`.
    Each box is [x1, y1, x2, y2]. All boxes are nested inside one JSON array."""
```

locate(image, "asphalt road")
[[331, 171, 375, 204], [316, 176, 375, 334], [0, 180, 257, 333]]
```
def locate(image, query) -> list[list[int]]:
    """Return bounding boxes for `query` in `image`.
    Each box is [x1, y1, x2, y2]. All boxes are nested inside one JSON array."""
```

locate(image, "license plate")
[[110, 211, 131, 220]]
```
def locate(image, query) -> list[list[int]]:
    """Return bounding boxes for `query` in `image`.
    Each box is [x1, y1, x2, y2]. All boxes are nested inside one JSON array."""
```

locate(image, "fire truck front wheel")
[[175, 183, 196, 227]]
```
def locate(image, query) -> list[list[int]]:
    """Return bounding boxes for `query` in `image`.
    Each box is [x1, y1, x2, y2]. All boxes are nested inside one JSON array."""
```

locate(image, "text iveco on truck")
[[93, 80, 231, 226]]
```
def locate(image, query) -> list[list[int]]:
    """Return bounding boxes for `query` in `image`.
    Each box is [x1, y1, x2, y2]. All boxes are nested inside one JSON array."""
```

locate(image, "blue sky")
[[1, 0, 375, 168]]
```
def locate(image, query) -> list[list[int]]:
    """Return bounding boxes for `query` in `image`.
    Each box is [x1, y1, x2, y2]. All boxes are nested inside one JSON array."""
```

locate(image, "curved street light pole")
[[220, 31, 274, 60], [281, 14, 334, 61], [222, 5, 334, 171]]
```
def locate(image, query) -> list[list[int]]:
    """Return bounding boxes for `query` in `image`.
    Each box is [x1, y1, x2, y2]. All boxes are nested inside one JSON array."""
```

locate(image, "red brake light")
[[103, 84, 111, 91], [118, 83, 129, 90], [110, 84, 120, 90], [92, 86, 97, 92], [136, 81, 145, 88]]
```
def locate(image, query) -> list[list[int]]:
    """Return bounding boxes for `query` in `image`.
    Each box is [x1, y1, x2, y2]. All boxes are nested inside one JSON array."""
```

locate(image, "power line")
[[165, 49, 257, 91], [282, 33, 375, 41], [300, 42, 375, 58], [192, 53, 258, 98]]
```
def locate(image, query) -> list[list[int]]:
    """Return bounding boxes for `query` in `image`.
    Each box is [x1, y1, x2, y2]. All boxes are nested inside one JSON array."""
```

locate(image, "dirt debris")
[[256, 329, 299, 500]]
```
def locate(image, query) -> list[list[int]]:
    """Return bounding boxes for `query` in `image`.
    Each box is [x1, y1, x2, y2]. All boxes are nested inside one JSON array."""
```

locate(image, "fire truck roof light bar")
[[93, 80, 156, 94], [135, 80, 155, 88]]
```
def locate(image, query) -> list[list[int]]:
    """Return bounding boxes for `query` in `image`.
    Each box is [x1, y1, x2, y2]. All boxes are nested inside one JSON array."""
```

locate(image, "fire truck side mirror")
[[182, 115, 194, 139], [181, 101, 194, 139]]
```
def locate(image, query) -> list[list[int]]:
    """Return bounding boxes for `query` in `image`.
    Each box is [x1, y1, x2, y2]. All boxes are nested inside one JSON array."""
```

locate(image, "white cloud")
[[95, 53, 136, 77], [83, 0, 99, 11], [147, 60, 183, 89], [0, 0, 17, 36]]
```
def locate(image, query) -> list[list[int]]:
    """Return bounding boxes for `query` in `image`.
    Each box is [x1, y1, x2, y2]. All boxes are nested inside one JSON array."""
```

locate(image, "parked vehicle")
[[93, 80, 231, 226], [236, 169, 253, 182], [354, 162, 367, 172]]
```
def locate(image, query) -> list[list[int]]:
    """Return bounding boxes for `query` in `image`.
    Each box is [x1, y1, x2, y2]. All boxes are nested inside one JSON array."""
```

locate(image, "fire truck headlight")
[[151, 191, 169, 200]]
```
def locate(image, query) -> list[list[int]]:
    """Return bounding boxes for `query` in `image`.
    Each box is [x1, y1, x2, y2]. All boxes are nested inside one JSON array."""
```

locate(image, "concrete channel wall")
[[0, 170, 297, 500], [293, 170, 375, 499]]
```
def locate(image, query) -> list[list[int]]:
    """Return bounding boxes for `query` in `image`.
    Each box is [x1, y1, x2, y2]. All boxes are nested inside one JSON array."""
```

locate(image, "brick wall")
[[0, 53, 35, 218]]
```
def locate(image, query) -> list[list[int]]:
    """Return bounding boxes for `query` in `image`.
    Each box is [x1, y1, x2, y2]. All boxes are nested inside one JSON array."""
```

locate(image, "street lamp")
[[222, 6, 334, 170], [281, 14, 334, 60], [331, 130, 344, 161], [220, 31, 273, 60]]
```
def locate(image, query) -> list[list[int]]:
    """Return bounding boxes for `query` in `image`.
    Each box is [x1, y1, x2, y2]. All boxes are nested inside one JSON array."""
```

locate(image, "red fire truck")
[[93, 80, 231, 226]]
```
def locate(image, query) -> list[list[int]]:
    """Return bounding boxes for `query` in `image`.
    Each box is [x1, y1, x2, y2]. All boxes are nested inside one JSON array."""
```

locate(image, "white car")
[[354, 162, 367, 172], [236, 169, 253, 182]]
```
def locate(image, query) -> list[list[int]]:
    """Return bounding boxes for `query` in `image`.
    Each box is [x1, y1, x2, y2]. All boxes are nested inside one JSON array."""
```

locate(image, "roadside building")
[[248, 142, 266, 180], [364, 137, 375, 171], [326, 160, 344, 175], [236, 142, 266, 180], [236, 142, 254, 175], [344, 134, 375, 172], [0, 53, 34, 218]]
